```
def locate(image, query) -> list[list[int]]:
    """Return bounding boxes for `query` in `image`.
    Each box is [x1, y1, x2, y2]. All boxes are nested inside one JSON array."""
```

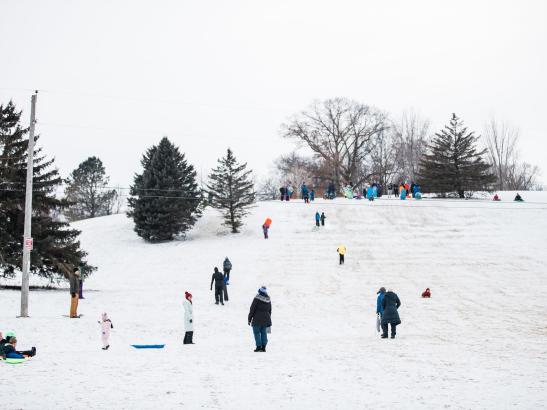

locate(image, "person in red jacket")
[[421, 288, 431, 298]]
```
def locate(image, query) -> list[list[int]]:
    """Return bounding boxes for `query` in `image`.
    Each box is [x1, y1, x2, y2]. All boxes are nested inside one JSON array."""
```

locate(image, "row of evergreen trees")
[[1, 101, 256, 281], [127, 137, 255, 242]]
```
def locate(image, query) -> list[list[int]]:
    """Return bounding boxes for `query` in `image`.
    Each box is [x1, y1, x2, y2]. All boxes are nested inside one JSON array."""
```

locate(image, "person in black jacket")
[[210, 267, 225, 305], [248, 286, 272, 352], [381, 289, 401, 339]]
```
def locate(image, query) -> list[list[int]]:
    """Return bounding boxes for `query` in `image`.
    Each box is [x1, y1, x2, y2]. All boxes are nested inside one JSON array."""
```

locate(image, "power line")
[[1, 87, 290, 113]]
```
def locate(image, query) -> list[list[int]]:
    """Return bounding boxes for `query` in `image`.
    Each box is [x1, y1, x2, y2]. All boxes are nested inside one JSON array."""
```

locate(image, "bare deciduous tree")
[[483, 118, 519, 191], [483, 118, 541, 191], [369, 129, 400, 186], [282, 98, 387, 190], [393, 110, 430, 182]]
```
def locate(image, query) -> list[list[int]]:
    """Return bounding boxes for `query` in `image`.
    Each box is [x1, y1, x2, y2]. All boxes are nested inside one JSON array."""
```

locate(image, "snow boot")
[[254, 346, 262, 352], [261, 345, 266, 352], [381, 334, 388, 339], [391, 335, 396, 339]]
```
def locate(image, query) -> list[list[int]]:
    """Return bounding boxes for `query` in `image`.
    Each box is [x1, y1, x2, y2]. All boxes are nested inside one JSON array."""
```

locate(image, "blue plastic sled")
[[131, 344, 165, 349]]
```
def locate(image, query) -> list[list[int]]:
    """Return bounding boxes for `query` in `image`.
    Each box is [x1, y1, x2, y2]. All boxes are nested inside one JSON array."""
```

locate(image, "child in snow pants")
[[99, 313, 113, 350]]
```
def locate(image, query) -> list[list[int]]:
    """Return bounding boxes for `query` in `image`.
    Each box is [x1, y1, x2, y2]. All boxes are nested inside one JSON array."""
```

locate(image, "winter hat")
[[377, 287, 386, 294], [214, 267, 219, 273], [185, 291, 192, 300], [258, 286, 268, 296]]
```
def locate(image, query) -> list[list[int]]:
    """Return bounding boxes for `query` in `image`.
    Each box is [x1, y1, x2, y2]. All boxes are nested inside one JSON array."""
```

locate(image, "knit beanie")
[[185, 291, 192, 301], [258, 286, 268, 296]]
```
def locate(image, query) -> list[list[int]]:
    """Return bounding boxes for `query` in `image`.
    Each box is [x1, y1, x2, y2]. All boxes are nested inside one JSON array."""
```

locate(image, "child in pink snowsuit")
[[99, 313, 113, 350]]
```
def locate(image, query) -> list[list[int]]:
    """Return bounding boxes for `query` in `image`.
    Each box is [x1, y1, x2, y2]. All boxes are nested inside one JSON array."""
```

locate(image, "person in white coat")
[[98, 312, 113, 350], [183, 291, 194, 344]]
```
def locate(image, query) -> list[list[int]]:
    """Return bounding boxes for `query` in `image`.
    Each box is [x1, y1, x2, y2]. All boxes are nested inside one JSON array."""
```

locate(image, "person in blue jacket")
[[367, 186, 374, 201], [310, 189, 315, 201], [315, 212, 321, 227], [301, 183, 309, 203], [376, 287, 386, 318]]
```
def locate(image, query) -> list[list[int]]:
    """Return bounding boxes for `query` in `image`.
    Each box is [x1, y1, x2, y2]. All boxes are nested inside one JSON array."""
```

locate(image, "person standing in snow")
[[320, 212, 326, 226], [98, 313, 113, 350], [183, 291, 194, 344], [68, 267, 81, 318], [381, 289, 401, 339], [376, 287, 386, 332], [301, 183, 309, 203], [315, 212, 321, 227], [248, 286, 272, 352], [210, 267, 225, 305], [337, 245, 346, 265], [287, 185, 293, 199], [223, 257, 232, 283], [310, 189, 315, 201], [262, 223, 269, 239]]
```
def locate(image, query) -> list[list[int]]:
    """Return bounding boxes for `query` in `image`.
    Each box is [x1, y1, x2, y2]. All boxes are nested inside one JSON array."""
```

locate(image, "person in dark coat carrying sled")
[[381, 289, 401, 339]]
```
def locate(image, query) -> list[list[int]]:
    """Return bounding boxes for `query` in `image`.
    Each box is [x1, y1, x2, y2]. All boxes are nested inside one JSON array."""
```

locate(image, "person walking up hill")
[[381, 289, 401, 339], [210, 267, 225, 305], [337, 245, 346, 265], [223, 257, 232, 283], [248, 286, 272, 352]]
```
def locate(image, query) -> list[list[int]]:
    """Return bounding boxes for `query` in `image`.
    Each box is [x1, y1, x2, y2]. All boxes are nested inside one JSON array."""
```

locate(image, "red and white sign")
[[24, 237, 33, 251]]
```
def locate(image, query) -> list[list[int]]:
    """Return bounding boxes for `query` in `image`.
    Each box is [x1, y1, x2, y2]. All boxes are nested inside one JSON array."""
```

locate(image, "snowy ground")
[[1, 193, 547, 409]]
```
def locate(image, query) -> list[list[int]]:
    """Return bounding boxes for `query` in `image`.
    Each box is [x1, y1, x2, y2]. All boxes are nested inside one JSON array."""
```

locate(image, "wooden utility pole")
[[20, 91, 38, 318]]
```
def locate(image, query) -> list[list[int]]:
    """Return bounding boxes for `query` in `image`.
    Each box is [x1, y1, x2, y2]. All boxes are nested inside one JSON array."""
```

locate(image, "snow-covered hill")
[[2, 194, 547, 409]]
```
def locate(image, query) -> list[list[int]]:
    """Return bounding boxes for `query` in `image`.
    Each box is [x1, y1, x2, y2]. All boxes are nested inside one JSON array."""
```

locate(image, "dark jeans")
[[215, 286, 224, 304], [252, 325, 268, 347], [339, 254, 345, 264], [224, 268, 231, 281], [316, 220, 320, 227], [183, 331, 194, 344], [382, 323, 397, 337]]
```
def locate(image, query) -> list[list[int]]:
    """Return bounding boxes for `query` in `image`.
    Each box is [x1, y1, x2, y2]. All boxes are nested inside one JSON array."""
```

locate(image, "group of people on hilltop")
[[279, 183, 317, 202], [392, 182, 421, 200]]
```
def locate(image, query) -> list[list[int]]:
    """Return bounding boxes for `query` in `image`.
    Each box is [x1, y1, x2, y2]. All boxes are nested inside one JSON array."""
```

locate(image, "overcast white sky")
[[1, 0, 546, 188]]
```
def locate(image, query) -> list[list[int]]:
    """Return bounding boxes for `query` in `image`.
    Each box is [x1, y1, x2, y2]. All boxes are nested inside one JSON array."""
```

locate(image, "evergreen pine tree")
[[207, 148, 255, 233], [127, 137, 202, 242], [419, 113, 496, 198], [64, 156, 117, 221], [0, 101, 93, 279]]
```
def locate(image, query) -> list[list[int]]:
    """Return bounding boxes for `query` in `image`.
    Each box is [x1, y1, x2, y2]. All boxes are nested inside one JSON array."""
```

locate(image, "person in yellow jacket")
[[337, 245, 346, 265]]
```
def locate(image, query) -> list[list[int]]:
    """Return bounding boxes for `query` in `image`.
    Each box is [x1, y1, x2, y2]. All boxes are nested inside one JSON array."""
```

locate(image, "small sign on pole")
[[24, 237, 33, 251]]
